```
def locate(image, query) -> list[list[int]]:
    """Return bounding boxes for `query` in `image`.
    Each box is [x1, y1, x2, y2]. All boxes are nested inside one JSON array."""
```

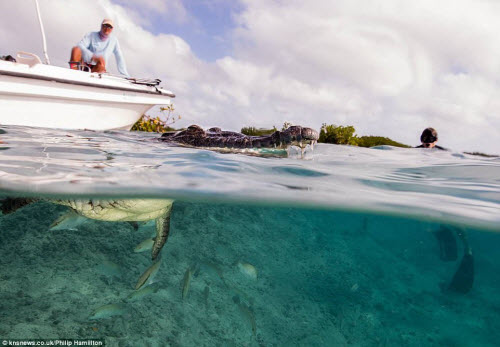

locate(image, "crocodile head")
[[271, 126, 319, 149]]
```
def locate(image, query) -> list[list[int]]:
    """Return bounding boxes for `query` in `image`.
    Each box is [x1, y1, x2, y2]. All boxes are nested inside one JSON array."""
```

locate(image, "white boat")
[[0, 52, 175, 130], [0, 0, 174, 131]]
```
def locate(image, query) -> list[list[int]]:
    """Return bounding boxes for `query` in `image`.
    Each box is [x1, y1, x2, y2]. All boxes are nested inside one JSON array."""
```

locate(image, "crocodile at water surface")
[[159, 125, 318, 149]]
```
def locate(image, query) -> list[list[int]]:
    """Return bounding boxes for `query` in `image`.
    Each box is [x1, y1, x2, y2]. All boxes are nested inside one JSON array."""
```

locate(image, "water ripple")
[[0, 125, 499, 229]]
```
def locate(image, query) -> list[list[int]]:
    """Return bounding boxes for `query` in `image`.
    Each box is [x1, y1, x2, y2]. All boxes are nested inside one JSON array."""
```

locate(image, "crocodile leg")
[[151, 205, 172, 260]]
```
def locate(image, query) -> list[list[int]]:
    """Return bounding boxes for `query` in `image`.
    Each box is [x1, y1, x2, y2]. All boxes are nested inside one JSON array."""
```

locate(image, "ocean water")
[[0, 125, 499, 346]]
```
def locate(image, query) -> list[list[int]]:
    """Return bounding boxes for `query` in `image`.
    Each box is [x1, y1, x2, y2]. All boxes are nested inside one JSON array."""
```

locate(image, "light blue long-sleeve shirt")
[[77, 31, 129, 77]]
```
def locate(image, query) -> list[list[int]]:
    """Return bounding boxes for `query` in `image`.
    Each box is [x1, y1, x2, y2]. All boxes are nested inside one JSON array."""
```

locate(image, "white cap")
[[102, 18, 114, 28]]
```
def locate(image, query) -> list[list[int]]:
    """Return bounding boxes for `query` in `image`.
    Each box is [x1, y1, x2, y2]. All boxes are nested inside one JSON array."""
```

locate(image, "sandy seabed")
[[1, 200, 499, 346]]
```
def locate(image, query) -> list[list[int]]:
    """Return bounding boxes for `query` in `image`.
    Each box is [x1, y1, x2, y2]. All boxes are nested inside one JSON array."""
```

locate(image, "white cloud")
[[109, 0, 191, 26], [1, 0, 499, 152]]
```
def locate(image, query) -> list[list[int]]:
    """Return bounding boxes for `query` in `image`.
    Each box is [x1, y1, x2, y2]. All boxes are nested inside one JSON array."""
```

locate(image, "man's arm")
[[77, 32, 94, 63], [113, 40, 129, 77]]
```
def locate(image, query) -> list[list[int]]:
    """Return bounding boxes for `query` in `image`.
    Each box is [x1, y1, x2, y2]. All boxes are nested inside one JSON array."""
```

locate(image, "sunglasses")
[[103, 24, 113, 29]]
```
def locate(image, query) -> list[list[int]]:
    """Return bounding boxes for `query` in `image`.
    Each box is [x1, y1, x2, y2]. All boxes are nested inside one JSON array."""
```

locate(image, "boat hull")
[[0, 92, 156, 131], [0, 60, 173, 130]]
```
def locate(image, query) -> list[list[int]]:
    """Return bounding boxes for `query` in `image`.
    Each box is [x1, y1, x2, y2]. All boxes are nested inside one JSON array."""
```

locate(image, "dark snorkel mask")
[[421, 134, 437, 144]]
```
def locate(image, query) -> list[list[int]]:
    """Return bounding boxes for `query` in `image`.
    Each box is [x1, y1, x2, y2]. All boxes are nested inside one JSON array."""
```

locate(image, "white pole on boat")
[[34, 0, 50, 64]]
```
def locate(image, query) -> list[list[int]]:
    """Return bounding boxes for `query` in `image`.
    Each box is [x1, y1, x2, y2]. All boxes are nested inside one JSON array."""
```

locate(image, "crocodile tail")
[[0, 197, 36, 215]]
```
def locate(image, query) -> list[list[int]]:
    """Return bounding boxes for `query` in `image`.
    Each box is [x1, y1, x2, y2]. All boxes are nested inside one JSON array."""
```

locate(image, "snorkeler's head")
[[420, 127, 438, 147]]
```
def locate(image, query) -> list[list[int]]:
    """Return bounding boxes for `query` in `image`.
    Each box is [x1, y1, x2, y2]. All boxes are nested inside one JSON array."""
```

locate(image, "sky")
[[1, 0, 500, 153]]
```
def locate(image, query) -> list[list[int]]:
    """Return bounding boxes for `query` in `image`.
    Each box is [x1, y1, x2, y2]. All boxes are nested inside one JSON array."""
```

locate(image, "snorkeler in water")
[[416, 129, 473, 292], [415, 127, 447, 150]]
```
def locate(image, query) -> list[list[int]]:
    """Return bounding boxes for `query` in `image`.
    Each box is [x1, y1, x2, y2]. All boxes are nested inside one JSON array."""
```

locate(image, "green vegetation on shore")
[[319, 123, 410, 148], [318, 124, 357, 145], [131, 105, 180, 133], [357, 136, 411, 148], [131, 116, 178, 133], [240, 126, 278, 136]]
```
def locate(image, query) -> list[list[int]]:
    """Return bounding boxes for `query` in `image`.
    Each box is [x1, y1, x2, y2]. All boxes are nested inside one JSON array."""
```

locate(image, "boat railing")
[[16, 52, 42, 67], [80, 65, 92, 73], [126, 77, 161, 86]]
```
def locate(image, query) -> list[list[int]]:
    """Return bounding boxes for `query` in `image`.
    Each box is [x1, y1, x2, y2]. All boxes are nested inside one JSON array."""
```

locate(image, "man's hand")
[[91, 55, 107, 73], [92, 55, 105, 65]]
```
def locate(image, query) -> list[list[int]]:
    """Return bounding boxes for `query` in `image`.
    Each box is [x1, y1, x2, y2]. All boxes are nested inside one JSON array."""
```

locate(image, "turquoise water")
[[0, 125, 499, 346]]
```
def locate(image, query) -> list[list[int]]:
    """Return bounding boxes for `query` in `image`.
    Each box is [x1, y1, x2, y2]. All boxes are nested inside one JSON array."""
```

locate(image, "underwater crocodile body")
[[1, 198, 173, 261], [159, 125, 319, 149]]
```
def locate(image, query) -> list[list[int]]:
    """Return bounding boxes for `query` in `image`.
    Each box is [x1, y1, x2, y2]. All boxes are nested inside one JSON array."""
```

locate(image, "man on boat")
[[415, 127, 446, 150], [69, 19, 129, 77]]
